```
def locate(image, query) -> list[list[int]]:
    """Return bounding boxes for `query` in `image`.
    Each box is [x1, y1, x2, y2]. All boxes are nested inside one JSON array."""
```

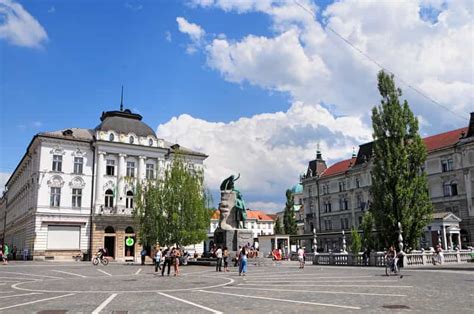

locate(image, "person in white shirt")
[[298, 247, 305, 269], [155, 248, 162, 272], [215, 246, 223, 272]]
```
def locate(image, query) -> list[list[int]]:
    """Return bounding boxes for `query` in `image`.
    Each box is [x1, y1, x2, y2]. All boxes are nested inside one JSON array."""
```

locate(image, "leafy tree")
[[371, 70, 432, 250], [274, 216, 283, 235], [133, 153, 212, 247], [360, 211, 375, 250], [350, 228, 362, 255], [283, 189, 297, 235]]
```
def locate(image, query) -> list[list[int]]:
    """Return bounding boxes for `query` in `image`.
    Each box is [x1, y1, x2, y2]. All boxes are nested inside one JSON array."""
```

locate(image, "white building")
[[0, 106, 207, 261]]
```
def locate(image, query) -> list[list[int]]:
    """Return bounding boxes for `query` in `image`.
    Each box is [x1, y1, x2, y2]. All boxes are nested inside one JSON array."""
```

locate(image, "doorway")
[[104, 236, 115, 259]]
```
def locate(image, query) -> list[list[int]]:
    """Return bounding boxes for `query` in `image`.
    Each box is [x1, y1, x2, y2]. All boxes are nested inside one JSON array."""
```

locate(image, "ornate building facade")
[[0, 107, 206, 261], [302, 113, 474, 252]]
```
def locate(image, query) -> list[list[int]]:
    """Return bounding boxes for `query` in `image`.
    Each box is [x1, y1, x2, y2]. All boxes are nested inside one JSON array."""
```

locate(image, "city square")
[[0, 261, 473, 313]]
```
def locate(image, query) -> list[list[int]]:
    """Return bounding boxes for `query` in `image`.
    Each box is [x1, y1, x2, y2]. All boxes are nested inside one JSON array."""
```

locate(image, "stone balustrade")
[[313, 249, 474, 267]]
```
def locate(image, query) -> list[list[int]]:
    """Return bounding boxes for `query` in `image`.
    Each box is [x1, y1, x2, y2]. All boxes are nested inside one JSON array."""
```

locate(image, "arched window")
[[125, 226, 134, 234], [126, 191, 134, 209], [129, 136, 134, 144], [105, 189, 114, 208], [109, 133, 114, 141], [105, 226, 115, 233], [148, 138, 153, 146]]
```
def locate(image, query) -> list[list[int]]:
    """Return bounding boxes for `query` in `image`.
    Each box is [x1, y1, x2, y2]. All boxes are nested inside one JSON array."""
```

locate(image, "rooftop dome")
[[291, 183, 303, 194], [95, 109, 156, 137]]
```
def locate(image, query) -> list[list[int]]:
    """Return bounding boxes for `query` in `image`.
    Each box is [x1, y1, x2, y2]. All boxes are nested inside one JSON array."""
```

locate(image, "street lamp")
[[312, 228, 318, 254]]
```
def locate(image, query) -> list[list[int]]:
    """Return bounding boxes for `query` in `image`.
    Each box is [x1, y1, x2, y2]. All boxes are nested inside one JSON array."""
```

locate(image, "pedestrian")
[[297, 246, 305, 269], [234, 246, 241, 267], [215, 246, 223, 272], [155, 248, 162, 273], [140, 247, 147, 265], [12, 246, 17, 260], [3, 244, 9, 265], [223, 246, 229, 272], [161, 248, 172, 276], [239, 246, 248, 276], [23, 247, 28, 261], [173, 247, 181, 276]]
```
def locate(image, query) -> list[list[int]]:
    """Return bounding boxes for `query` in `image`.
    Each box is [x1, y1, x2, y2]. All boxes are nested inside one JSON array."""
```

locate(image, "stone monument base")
[[214, 228, 254, 253]]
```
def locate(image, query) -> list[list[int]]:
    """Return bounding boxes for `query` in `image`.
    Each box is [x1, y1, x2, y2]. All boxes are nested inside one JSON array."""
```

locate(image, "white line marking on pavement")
[[92, 293, 117, 314], [243, 275, 374, 280], [0, 293, 75, 311], [0, 271, 61, 279], [97, 269, 112, 276], [0, 292, 42, 299], [52, 270, 87, 278], [224, 286, 406, 297], [135, 268, 142, 275], [239, 283, 412, 288], [158, 292, 223, 313], [244, 280, 398, 283], [198, 290, 360, 310]]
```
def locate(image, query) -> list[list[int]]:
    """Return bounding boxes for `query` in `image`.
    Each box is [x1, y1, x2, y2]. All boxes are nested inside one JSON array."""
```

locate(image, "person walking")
[[161, 248, 172, 276], [3, 244, 9, 265], [297, 247, 305, 269], [215, 246, 223, 272], [223, 247, 229, 272], [140, 247, 147, 265], [173, 247, 181, 276], [155, 248, 162, 273], [234, 246, 241, 267], [238, 246, 248, 276]]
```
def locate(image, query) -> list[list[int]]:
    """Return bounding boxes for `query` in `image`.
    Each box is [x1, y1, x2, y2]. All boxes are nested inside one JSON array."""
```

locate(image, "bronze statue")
[[220, 174, 240, 191]]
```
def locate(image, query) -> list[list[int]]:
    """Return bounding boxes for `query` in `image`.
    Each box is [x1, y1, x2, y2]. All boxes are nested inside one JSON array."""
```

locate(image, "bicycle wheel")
[[101, 257, 109, 266], [385, 264, 390, 276], [92, 257, 99, 266]]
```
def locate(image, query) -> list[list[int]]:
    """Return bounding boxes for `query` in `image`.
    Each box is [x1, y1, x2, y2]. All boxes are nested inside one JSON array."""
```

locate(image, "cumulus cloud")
[[0, 172, 11, 194], [176, 16, 206, 54], [172, 0, 473, 209], [0, 0, 48, 48], [157, 102, 371, 210]]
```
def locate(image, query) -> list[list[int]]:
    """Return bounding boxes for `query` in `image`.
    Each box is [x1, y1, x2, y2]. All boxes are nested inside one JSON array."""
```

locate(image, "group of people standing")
[[212, 245, 249, 276], [152, 247, 182, 277]]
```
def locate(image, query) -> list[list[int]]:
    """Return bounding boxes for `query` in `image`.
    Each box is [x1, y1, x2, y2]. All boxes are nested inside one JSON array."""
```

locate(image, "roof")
[[320, 157, 356, 178], [95, 109, 156, 138], [162, 141, 208, 158], [211, 210, 275, 221], [39, 128, 94, 141], [423, 127, 467, 152], [432, 211, 462, 222], [306, 159, 327, 177]]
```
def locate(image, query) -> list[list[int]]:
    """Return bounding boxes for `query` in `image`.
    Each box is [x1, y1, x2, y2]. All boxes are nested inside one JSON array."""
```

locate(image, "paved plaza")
[[0, 261, 473, 313]]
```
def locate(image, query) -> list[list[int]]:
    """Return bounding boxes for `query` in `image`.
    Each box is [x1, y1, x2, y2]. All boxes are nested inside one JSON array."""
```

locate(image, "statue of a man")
[[220, 174, 240, 191], [234, 188, 247, 229]]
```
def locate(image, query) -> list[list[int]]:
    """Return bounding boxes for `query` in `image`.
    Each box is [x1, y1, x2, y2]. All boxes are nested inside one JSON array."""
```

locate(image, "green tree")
[[133, 153, 212, 247], [283, 189, 297, 235], [274, 216, 283, 235], [350, 228, 362, 255], [371, 70, 432, 250], [360, 211, 375, 250]]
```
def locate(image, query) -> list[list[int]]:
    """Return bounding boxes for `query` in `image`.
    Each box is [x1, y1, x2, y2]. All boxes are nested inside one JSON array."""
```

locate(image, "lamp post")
[[398, 221, 404, 253], [312, 228, 318, 254], [342, 230, 347, 253]]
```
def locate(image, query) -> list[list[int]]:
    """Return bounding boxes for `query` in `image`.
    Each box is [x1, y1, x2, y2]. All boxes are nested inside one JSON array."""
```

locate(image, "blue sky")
[[1, 0, 472, 211]]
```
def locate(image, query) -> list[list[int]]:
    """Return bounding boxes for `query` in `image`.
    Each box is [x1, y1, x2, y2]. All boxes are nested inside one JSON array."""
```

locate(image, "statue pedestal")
[[214, 228, 253, 252]]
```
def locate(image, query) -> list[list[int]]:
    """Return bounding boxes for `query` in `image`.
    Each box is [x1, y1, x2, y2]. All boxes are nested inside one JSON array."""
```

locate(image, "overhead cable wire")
[[293, 0, 468, 121]]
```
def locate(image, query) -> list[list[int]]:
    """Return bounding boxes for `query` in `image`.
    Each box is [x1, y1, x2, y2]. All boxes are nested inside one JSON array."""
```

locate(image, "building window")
[[126, 161, 135, 177], [148, 138, 153, 146], [52, 155, 62, 172], [126, 191, 134, 209], [50, 187, 61, 207], [73, 157, 83, 174], [358, 216, 362, 226], [444, 181, 458, 197], [129, 136, 134, 144], [441, 159, 454, 172], [146, 164, 154, 180], [324, 201, 332, 213], [72, 188, 82, 208], [356, 194, 362, 209], [109, 133, 114, 141], [450, 181, 458, 196], [106, 160, 115, 176], [339, 181, 346, 192], [105, 189, 114, 208], [356, 178, 360, 188]]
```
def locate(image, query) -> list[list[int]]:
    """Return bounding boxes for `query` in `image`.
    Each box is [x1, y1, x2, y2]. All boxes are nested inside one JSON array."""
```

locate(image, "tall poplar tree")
[[283, 189, 297, 235], [274, 216, 283, 235], [133, 153, 212, 247], [371, 71, 432, 250]]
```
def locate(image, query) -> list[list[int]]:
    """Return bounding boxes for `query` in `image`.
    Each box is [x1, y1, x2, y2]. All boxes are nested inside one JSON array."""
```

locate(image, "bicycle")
[[385, 256, 400, 276], [92, 254, 109, 266]]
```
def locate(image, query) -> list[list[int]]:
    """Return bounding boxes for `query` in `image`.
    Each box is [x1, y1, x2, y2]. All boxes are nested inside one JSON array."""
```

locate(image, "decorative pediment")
[[72, 148, 86, 157], [47, 175, 64, 188], [103, 180, 115, 191], [443, 212, 462, 222], [69, 177, 85, 189], [50, 145, 65, 155]]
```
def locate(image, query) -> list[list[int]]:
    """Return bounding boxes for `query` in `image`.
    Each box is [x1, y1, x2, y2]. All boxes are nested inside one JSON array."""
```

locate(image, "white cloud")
[[0, 172, 10, 194], [176, 16, 206, 54], [125, 2, 143, 12], [0, 0, 48, 48], [157, 101, 371, 207]]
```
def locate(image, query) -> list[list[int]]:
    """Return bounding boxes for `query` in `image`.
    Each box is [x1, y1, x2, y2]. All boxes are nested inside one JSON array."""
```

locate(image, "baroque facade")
[[0, 107, 206, 261], [302, 112, 474, 252]]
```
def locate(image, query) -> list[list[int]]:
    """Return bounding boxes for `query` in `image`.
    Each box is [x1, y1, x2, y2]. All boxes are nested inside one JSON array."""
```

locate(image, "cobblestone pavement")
[[0, 261, 472, 313]]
